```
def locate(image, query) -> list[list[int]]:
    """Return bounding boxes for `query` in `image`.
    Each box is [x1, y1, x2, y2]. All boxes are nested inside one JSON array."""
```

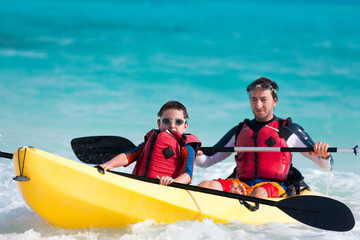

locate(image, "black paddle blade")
[[71, 136, 136, 164], [277, 195, 355, 231]]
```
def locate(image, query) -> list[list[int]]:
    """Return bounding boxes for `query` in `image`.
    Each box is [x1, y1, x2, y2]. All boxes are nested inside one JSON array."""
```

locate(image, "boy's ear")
[[157, 119, 161, 128], [184, 121, 189, 130]]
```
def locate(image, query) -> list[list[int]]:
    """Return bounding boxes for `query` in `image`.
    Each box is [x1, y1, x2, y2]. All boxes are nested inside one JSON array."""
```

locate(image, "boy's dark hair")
[[157, 101, 189, 119], [247, 77, 279, 101]]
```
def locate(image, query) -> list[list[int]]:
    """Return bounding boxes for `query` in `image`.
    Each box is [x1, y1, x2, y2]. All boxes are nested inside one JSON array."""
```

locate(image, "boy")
[[100, 101, 201, 185]]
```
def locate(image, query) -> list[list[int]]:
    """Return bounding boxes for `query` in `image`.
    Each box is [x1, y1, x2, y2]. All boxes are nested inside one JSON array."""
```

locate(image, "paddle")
[[71, 136, 136, 164], [70, 136, 359, 164], [95, 166, 355, 232]]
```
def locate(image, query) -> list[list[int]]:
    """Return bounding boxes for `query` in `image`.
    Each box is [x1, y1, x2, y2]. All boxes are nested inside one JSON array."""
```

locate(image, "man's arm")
[[282, 122, 334, 171], [196, 126, 237, 168]]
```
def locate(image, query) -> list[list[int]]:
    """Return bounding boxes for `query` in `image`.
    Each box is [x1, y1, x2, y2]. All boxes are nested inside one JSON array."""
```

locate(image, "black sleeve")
[[203, 126, 237, 156], [281, 122, 315, 148]]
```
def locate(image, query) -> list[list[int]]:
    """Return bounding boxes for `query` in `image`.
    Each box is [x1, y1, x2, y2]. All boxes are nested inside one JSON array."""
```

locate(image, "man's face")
[[249, 87, 277, 122]]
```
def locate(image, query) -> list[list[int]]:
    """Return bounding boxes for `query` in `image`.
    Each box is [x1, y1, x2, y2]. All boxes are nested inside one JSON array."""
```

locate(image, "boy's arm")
[[173, 172, 191, 184], [182, 145, 196, 182], [100, 143, 145, 171], [100, 153, 128, 171]]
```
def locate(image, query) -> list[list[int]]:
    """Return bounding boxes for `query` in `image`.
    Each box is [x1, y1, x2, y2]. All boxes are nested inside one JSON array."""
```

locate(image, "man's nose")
[[255, 100, 262, 108]]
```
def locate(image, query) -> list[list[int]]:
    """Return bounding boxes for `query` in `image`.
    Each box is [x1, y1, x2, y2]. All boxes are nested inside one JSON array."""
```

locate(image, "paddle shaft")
[[200, 146, 358, 154], [0, 151, 12, 159]]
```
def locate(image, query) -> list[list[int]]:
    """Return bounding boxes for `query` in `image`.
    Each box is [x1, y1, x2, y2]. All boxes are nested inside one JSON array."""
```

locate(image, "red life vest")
[[234, 119, 292, 181], [132, 129, 201, 179]]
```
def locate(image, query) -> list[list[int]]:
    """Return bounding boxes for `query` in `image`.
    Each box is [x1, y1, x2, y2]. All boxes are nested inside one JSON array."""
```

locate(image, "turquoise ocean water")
[[1, 0, 360, 239]]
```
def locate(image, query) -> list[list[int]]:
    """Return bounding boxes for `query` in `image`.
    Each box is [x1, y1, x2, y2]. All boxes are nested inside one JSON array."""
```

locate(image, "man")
[[197, 77, 333, 198]]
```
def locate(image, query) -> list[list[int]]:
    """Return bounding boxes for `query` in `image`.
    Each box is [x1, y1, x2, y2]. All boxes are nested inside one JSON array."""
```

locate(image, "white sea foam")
[[0, 48, 47, 59], [36, 37, 76, 46], [0, 229, 99, 240]]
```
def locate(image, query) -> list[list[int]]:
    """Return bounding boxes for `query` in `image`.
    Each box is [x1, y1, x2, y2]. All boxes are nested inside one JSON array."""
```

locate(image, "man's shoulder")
[[274, 117, 303, 129], [284, 120, 305, 131], [280, 118, 308, 140]]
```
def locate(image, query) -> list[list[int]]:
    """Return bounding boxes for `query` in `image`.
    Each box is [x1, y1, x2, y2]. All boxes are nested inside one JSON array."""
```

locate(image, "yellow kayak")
[[11, 146, 353, 230]]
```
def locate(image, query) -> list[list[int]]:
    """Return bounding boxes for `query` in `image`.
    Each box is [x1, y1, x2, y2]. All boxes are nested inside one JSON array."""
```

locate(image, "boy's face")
[[157, 109, 188, 134]]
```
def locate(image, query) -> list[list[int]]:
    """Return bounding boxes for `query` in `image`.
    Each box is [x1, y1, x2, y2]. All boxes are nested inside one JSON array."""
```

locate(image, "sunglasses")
[[247, 83, 276, 93], [160, 118, 186, 126]]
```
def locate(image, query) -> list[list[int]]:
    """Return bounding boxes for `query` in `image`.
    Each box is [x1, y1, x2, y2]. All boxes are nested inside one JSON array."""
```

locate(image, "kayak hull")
[[12, 147, 314, 228]]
